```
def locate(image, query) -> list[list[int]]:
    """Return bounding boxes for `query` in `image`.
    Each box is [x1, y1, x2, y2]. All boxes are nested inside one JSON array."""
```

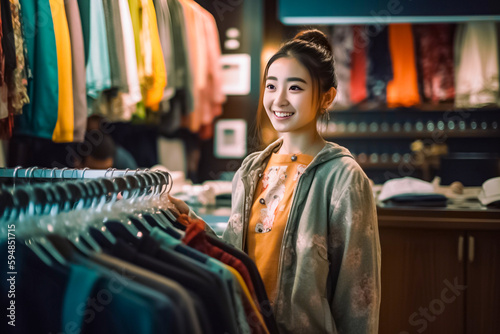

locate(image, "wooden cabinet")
[[379, 228, 465, 334], [377, 207, 500, 334], [465, 231, 500, 334]]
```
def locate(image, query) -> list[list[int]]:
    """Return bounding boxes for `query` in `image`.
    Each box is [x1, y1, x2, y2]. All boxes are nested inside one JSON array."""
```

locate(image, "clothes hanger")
[[84, 178, 117, 245], [129, 171, 166, 229], [153, 171, 179, 223], [14, 183, 69, 267], [120, 173, 153, 232], [101, 172, 143, 241], [139, 171, 173, 229], [53, 171, 101, 255]]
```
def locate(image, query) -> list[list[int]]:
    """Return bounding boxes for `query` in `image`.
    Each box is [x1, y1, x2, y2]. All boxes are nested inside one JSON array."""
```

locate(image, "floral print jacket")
[[201, 137, 381, 333]]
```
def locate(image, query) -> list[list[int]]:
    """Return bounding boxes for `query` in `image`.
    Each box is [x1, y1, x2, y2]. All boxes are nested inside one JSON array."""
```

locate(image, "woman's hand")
[[167, 194, 190, 216]]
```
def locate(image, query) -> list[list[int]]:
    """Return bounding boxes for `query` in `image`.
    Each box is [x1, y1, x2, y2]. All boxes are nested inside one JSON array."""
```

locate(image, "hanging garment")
[[77, 0, 90, 65], [118, 0, 142, 120], [178, 0, 202, 130], [153, 0, 176, 103], [0, 172, 278, 334], [127, 0, 144, 86], [205, 232, 280, 334], [159, 0, 194, 134], [350, 25, 368, 104], [149, 226, 241, 334], [183, 218, 259, 306], [454, 21, 499, 108], [198, 7, 225, 139], [143, 0, 166, 111], [366, 24, 393, 103], [178, 0, 224, 138], [386, 23, 421, 107], [413, 24, 455, 104], [49, 0, 74, 143], [15, 0, 59, 140], [64, 0, 87, 143], [2, 0, 16, 81], [85, 0, 112, 100], [8, 0, 29, 115], [102, 0, 128, 91], [331, 25, 353, 109], [0, 6, 7, 123]]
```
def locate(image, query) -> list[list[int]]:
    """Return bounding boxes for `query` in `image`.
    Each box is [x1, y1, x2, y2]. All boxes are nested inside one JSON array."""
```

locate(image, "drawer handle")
[[468, 236, 475, 263], [458, 235, 464, 262]]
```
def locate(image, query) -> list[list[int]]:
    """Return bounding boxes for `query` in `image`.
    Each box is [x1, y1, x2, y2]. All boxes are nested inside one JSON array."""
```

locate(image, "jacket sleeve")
[[187, 207, 220, 238], [328, 167, 381, 333], [189, 163, 245, 241]]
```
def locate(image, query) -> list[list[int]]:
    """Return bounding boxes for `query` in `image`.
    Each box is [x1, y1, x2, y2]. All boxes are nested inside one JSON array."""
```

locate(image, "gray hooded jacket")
[[198, 137, 381, 333]]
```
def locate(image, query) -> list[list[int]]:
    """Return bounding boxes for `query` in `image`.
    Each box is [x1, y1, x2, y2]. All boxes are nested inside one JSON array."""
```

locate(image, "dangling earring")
[[323, 109, 330, 122]]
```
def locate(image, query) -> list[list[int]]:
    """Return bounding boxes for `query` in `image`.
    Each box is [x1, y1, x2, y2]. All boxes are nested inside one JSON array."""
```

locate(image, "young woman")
[[170, 29, 381, 333]]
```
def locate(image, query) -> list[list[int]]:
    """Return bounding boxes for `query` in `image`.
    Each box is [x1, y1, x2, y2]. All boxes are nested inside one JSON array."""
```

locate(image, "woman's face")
[[263, 57, 317, 134]]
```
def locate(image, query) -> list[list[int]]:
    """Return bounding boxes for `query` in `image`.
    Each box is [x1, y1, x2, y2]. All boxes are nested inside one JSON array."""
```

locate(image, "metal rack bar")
[[0, 167, 159, 180]]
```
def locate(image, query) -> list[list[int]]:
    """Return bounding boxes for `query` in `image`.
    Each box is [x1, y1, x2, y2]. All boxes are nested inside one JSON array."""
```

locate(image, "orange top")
[[49, 0, 74, 143], [386, 23, 421, 107], [245, 153, 313, 302]]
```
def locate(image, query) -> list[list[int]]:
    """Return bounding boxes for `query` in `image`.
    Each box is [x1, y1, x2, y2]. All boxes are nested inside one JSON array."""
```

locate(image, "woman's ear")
[[321, 87, 337, 109]]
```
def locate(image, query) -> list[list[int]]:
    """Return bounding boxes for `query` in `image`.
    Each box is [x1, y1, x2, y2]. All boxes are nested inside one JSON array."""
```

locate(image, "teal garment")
[[16, 0, 59, 139], [86, 0, 112, 100], [76, 0, 90, 65], [196, 137, 382, 333], [73, 255, 175, 334], [150, 227, 247, 334], [62, 264, 101, 332]]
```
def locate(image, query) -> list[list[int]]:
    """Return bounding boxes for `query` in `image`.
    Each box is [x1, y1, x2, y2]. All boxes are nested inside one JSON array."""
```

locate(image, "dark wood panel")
[[377, 206, 500, 230], [379, 228, 465, 334], [466, 231, 500, 334]]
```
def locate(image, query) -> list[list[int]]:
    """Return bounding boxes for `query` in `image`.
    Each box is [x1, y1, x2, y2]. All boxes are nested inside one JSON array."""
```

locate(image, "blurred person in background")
[[86, 115, 138, 169]]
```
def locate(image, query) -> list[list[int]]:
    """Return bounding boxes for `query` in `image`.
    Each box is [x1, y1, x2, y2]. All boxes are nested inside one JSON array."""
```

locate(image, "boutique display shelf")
[[322, 129, 500, 139], [356, 161, 423, 170]]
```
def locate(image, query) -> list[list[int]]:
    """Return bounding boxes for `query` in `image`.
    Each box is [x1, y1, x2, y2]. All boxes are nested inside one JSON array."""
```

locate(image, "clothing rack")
[[0, 167, 166, 181], [0, 168, 279, 334]]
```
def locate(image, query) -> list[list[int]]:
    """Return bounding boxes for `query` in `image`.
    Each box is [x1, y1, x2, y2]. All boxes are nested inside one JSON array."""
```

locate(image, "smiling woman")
[[170, 29, 381, 334]]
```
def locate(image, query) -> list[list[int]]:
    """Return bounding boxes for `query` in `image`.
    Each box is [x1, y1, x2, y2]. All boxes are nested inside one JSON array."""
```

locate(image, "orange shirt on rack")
[[246, 153, 313, 303], [386, 23, 421, 107]]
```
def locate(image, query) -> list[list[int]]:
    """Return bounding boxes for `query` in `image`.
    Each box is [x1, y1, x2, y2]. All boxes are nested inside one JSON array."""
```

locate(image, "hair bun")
[[294, 29, 333, 54]]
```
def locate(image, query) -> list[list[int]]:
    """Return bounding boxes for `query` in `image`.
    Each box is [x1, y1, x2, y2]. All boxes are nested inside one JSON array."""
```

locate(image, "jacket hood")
[[239, 137, 354, 177]]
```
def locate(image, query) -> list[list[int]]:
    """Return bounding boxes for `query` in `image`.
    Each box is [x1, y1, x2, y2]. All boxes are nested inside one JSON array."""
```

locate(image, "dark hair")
[[256, 29, 337, 143], [83, 131, 116, 161]]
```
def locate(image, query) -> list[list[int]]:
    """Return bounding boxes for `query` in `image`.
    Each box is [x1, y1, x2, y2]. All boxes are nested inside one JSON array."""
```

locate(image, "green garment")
[[166, 0, 193, 113], [85, 0, 112, 99], [196, 137, 382, 333], [15, 0, 59, 139], [102, 0, 128, 91], [76, 0, 90, 65]]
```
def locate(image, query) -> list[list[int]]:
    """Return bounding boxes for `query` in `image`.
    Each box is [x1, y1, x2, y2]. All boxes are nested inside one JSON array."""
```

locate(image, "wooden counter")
[[377, 203, 500, 334]]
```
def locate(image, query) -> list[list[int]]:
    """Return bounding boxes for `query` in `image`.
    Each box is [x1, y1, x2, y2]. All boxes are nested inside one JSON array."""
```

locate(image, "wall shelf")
[[323, 129, 500, 139]]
